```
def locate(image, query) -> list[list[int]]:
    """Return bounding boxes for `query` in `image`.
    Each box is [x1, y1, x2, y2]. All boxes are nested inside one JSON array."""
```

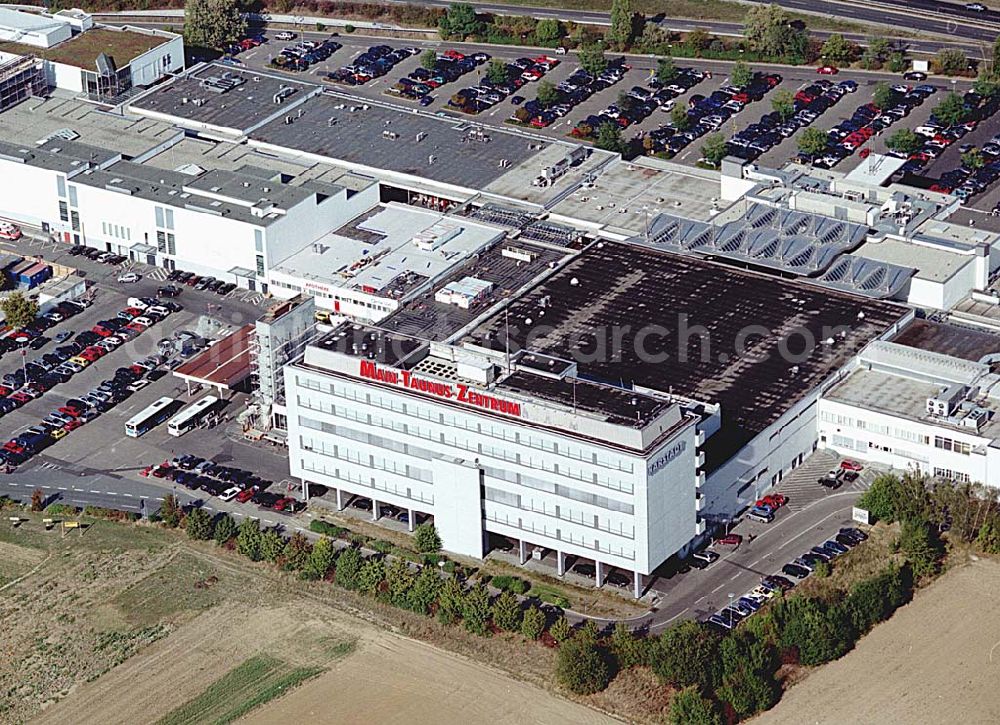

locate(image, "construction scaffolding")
[[0, 54, 45, 114]]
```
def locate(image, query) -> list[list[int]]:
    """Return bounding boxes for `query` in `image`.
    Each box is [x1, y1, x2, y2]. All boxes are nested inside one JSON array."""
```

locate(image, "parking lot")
[[226, 31, 977, 174]]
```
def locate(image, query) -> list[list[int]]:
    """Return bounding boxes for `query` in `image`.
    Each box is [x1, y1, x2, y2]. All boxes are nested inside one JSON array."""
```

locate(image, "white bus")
[[124, 397, 176, 438], [167, 395, 219, 437]]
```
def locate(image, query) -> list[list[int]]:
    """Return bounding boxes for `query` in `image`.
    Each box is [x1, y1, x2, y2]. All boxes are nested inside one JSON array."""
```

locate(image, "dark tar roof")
[[893, 320, 1000, 363], [464, 241, 908, 470]]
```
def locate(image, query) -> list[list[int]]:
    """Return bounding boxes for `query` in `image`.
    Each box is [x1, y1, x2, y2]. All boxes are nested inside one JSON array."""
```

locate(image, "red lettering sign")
[[358, 361, 521, 417]]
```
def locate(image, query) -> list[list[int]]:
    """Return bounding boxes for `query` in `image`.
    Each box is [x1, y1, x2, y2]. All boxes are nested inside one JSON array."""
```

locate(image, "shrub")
[[413, 522, 441, 553], [668, 686, 722, 725], [555, 633, 611, 694], [213, 513, 237, 545], [650, 620, 721, 691], [521, 604, 546, 640], [370, 539, 394, 555], [900, 517, 942, 578], [610, 621, 649, 668], [550, 616, 572, 643], [461, 582, 492, 636], [774, 595, 855, 666], [236, 518, 263, 561], [491, 589, 523, 632], [334, 546, 363, 590], [184, 507, 214, 540], [44, 503, 78, 516], [344, 24, 355, 33], [490, 575, 529, 594], [309, 520, 347, 537]]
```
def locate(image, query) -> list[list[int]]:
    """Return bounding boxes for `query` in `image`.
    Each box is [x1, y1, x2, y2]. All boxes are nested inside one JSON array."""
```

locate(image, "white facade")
[[0, 8, 72, 48], [285, 342, 701, 591], [817, 341, 1000, 487], [0, 145, 379, 293]]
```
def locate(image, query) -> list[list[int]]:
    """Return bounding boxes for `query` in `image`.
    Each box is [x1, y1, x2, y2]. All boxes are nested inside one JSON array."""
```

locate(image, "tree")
[[886, 128, 923, 155], [301, 535, 333, 579], [260, 528, 285, 563], [385, 557, 415, 607], [236, 518, 263, 561], [731, 60, 753, 89], [671, 103, 691, 130], [962, 149, 986, 169], [183, 0, 247, 50], [900, 517, 942, 578], [549, 615, 572, 643], [578, 43, 608, 75], [283, 532, 312, 571], [867, 36, 892, 63], [358, 556, 386, 596], [213, 513, 236, 545], [185, 507, 213, 540], [686, 28, 711, 54], [555, 633, 611, 694], [668, 686, 722, 725], [650, 620, 721, 691], [845, 563, 911, 633], [534, 18, 562, 46], [436, 576, 465, 625], [701, 133, 728, 167], [934, 91, 969, 126], [977, 516, 1000, 554], [334, 546, 362, 590], [407, 564, 442, 614], [521, 604, 545, 640], [656, 55, 678, 84], [608, 0, 635, 50], [160, 494, 181, 528], [0, 291, 38, 330], [774, 595, 854, 666], [858, 472, 929, 523], [974, 71, 1000, 98], [420, 49, 439, 71], [30, 488, 43, 512], [491, 589, 522, 632], [610, 621, 648, 668], [744, 3, 807, 60], [935, 47, 969, 75], [718, 668, 779, 719], [872, 82, 895, 111], [461, 582, 492, 636], [413, 522, 441, 553], [438, 2, 485, 40], [821, 33, 857, 64], [595, 122, 626, 154], [771, 88, 795, 120], [797, 126, 829, 157], [486, 59, 508, 85], [536, 79, 561, 108], [888, 50, 909, 73]]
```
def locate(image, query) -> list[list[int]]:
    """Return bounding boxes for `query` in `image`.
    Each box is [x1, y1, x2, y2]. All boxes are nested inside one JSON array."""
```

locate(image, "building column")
[[335, 488, 344, 511], [300, 477, 309, 503], [595, 560, 604, 588], [633, 571, 642, 600], [518, 539, 528, 565], [557, 550, 566, 577], [407, 508, 415, 532], [372, 498, 379, 521]]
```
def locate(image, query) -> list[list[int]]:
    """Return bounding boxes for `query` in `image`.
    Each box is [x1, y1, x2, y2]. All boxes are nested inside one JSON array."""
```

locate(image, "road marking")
[[123, 493, 132, 497], [89, 490, 100, 493]]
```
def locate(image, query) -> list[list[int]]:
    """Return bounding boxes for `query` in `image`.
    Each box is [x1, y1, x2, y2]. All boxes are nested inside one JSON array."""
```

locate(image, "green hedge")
[[308, 520, 347, 538], [491, 574, 530, 594]]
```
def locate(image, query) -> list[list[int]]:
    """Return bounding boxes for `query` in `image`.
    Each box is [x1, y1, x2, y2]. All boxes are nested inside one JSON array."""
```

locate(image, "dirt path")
[[239, 631, 614, 725], [756, 558, 1000, 725]]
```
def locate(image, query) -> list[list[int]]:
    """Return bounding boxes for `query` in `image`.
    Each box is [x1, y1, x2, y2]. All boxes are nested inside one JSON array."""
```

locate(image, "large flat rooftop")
[[270, 203, 504, 298], [251, 93, 551, 191], [893, 320, 1000, 363], [0, 27, 171, 70], [0, 95, 178, 158], [129, 64, 318, 134], [462, 241, 908, 468]]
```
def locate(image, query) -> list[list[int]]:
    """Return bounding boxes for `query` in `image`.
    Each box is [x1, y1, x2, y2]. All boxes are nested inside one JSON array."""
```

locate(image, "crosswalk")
[[772, 449, 846, 511], [35, 461, 62, 471], [244, 292, 264, 305], [147, 267, 168, 281]]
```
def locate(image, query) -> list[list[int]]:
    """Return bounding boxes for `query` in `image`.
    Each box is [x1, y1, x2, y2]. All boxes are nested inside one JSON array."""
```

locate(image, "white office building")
[[819, 338, 1000, 487], [286, 330, 702, 597], [0, 139, 379, 292]]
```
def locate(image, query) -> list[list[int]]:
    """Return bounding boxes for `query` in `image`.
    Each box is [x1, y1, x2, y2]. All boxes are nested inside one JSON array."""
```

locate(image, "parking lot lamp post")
[[728, 592, 734, 627]]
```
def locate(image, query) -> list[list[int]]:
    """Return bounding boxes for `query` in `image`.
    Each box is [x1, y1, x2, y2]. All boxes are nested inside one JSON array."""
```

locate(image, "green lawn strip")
[[157, 655, 285, 725], [211, 665, 325, 724]]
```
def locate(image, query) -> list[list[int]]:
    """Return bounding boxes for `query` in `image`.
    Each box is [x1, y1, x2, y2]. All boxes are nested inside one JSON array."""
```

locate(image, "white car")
[[126, 379, 152, 393], [275, 31, 297, 40], [117, 272, 141, 284], [132, 316, 155, 327], [966, 3, 987, 11], [146, 305, 171, 317], [219, 486, 241, 501]]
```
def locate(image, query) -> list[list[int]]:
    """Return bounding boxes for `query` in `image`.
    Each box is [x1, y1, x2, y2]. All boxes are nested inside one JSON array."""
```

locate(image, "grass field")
[[157, 654, 335, 725]]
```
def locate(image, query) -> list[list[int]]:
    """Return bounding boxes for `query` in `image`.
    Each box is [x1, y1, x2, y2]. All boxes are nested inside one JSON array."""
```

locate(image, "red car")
[[58, 405, 83, 418], [91, 325, 113, 338], [817, 66, 839, 75], [9, 392, 31, 404], [125, 322, 147, 333], [3, 440, 25, 454], [715, 534, 743, 547], [840, 459, 863, 472], [759, 493, 788, 509], [63, 419, 84, 432], [236, 489, 255, 503]]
